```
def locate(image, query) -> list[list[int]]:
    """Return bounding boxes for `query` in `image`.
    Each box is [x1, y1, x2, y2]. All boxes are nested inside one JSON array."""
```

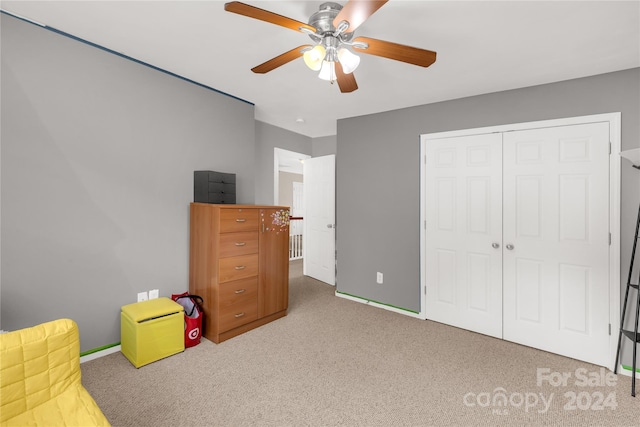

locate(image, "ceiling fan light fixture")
[[337, 48, 360, 74], [318, 60, 336, 82], [303, 44, 326, 71]]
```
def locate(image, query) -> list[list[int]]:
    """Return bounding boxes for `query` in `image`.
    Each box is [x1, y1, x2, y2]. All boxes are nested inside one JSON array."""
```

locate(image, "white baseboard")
[[335, 291, 423, 319], [80, 345, 121, 364], [617, 365, 640, 379]]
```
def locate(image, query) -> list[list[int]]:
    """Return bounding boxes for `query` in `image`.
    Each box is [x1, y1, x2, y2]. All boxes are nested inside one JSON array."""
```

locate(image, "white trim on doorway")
[[419, 112, 621, 370]]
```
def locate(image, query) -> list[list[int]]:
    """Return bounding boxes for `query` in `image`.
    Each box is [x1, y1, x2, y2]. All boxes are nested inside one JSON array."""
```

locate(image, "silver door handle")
[[327, 224, 335, 229], [506, 244, 515, 250], [492, 243, 500, 249]]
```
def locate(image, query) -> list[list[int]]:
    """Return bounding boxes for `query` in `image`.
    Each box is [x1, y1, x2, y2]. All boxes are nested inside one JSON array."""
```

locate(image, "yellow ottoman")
[[121, 297, 184, 368]]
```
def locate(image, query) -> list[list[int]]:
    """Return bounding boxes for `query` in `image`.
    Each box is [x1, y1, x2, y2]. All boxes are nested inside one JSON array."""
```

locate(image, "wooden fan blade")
[[225, 2, 316, 33], [353, 36, 437, 67], [335, 62, 358, 93], [251, 45, 311, 74], [333, 0, 388, 33]]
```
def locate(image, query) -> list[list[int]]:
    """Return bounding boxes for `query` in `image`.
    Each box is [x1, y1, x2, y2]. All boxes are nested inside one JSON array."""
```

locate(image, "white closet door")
[[502, 122, 611, 366], [425, 133, 503, 338]]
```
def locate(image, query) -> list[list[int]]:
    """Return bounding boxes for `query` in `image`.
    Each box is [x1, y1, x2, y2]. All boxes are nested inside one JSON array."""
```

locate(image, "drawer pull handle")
[[235, 312, 245, 318], [235, 265, 246, 270], [236, 219, 246, 223], [235, 242, 246, 246], [235, 289, 246, 294]]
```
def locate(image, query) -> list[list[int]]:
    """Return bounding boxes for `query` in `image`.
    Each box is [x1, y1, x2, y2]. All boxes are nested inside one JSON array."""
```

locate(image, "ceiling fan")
[[224, 0, 437, 93]]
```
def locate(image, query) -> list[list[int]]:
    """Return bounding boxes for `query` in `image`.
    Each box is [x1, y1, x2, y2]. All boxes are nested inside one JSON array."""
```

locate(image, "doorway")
[[273, 149, 336, 285], [274, 148, 310, 262]]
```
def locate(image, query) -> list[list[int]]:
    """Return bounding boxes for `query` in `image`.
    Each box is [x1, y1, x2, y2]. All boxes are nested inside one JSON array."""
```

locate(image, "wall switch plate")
[[149, 289, 159, 299], [137, 291, 148, 302], [376, 272, 383, 284]]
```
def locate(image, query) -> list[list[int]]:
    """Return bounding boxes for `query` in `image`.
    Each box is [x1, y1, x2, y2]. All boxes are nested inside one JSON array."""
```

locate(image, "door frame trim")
[[420, 112, 621, 370]]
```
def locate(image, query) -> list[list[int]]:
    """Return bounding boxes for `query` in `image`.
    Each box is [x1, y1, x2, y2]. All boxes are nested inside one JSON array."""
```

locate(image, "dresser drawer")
[[219, 278, 258, 331], [219, 208, 259, 233], [219, 254, 258, 283], [218, 232, 259, 258]]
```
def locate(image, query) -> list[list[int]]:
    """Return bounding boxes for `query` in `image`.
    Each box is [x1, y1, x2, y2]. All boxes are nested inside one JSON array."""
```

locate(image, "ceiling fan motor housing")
[[309, 2, 353, 42], [309, 2, 341, 32]]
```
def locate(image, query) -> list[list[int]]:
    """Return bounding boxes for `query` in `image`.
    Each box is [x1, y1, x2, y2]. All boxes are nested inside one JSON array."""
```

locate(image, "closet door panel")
[[503, 122, 610, 367], [425, 133, 503, 338]]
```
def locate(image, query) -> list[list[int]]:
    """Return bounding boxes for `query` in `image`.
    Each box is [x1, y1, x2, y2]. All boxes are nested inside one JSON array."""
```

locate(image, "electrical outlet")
[[149, 289, 159, 299], [376, 272, 383, 284], [137, 291, 148, 302]]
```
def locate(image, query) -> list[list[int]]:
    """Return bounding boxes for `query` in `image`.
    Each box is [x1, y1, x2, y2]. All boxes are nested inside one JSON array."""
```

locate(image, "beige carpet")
[[81, 261, 639, 426]]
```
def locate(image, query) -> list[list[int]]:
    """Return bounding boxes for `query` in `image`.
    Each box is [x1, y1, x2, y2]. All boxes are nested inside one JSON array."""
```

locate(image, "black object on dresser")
[[194, 171, 236, 204]]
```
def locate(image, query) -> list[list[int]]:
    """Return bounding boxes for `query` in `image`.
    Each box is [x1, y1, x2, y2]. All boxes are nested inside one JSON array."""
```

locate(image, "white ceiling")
[[2, 1, 639, 138]]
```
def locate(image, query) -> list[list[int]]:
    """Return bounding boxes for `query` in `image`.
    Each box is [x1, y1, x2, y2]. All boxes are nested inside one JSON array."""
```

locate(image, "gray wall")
[[255, 121, 312, 205], [336, 69, 640, 324], [0, 14, 256, 351], [312, 135, 337, 157]]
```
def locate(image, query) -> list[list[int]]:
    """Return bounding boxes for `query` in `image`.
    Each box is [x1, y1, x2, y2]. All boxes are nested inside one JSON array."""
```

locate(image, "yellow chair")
[[121, 297, 184, 368], [0, 318, 110, 426]]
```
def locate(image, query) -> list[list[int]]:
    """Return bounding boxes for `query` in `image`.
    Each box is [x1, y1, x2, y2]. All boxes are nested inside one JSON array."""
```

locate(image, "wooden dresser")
[[189, 203, 290, 343]]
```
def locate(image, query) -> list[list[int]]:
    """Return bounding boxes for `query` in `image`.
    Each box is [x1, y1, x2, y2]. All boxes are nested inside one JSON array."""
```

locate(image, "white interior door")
[[425, 133, 503, 338], [303, 155, 336, 285], [503, 122, 611, 367]]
